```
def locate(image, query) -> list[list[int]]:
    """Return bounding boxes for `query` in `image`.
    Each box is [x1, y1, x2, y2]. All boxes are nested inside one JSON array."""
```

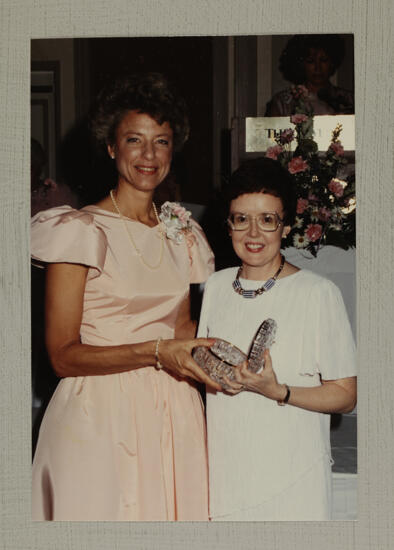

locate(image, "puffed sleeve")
[[31, 206, 107, 278], [185, 219, 215, 283], [310, 278, 356, 380]]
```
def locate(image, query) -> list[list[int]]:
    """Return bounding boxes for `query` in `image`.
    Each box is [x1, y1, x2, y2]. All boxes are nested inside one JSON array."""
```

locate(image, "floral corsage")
[[159, 202, 192, 244]]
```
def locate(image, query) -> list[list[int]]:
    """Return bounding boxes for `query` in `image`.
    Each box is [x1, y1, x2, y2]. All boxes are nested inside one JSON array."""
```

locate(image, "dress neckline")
[[82, 204, 161, 229]]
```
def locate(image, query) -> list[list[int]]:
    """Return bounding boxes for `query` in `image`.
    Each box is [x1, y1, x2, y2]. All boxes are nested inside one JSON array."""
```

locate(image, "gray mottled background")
[[1, 0, 393, 548]]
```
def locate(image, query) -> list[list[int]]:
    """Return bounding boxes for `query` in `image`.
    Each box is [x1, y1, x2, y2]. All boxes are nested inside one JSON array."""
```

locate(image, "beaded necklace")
[[232, 254, 285, 299]]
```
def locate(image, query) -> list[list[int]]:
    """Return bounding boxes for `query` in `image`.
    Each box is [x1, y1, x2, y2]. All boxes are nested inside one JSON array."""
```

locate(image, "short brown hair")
[[90, 72, 189, 152], [224, 157, 297, 226]]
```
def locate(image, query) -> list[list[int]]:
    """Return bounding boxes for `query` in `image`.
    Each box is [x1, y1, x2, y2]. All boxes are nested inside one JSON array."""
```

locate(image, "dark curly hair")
[[224, 157, 297, 227], [90, 72, 189, 152], [279, 34, 346, 85]]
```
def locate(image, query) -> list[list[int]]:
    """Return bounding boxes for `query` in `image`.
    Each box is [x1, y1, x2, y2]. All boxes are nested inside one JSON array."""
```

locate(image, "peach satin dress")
[[31, 205, 214, 521]]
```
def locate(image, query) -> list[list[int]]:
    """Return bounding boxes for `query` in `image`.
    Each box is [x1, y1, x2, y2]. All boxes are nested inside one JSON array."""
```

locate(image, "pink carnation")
[[288, 156, 309, 174], [296, 198, 309, 214], [328, 178, 344, 197], [305, 223, 323, 242], [290, 114, 308, 124], [329, 141, 344, 156], [266, 145, 283, 160], [279, 128, 295, 144]]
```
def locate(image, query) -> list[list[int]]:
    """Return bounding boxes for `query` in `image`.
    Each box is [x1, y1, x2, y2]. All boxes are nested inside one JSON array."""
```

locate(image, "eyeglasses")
[[227, 212, 284, 232]]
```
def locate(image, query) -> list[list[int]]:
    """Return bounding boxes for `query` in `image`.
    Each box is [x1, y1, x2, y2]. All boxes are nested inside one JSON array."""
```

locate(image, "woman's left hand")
[[223, 349, 357, 413], [224, 349, 286, 401]]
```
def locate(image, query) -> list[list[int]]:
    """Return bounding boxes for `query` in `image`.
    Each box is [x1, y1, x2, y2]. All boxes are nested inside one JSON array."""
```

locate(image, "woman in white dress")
[[198, 157, 356, 521]]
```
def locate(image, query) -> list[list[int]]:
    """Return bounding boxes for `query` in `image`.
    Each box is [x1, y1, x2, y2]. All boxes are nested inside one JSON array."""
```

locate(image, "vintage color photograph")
[[30, 34, 356, 521]]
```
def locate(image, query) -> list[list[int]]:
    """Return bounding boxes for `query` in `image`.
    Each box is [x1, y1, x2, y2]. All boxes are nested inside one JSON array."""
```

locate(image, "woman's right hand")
[[44, 262, 223, 388], [158, 338, 223, 391]]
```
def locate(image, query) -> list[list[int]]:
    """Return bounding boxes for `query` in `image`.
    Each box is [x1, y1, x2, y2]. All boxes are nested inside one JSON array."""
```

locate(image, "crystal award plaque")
[[193, 318, 277, 390]]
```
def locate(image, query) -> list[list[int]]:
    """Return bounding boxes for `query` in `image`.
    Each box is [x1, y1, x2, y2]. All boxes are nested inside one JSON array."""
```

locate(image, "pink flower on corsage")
[[329, 141, 345, 156], [290, 114, 308, 124], [266, 144, 283, 160], [296, 198, 309, 214], [328, 178, 345, 198], [159, 201, 192, 244], [279, 129, 295, 144], [288, 156, 309, 174], [305, 223, 323, 242]]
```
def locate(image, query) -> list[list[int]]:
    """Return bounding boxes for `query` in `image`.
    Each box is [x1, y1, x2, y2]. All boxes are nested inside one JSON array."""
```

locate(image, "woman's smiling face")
[[229, 192, 290, 280], [108, 110, 173, 194]]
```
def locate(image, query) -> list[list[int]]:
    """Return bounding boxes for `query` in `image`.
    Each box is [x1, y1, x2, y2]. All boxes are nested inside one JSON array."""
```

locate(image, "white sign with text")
[[245, 115, 355, 152]]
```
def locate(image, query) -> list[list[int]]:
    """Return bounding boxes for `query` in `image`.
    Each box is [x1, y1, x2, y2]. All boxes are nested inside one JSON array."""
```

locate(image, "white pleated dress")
[[197, 268, 356, 521]]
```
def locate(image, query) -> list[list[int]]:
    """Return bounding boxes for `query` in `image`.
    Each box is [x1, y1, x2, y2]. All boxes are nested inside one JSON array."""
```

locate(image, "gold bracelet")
[[155, 337, 163, 370], [277, 384, 290, 406]]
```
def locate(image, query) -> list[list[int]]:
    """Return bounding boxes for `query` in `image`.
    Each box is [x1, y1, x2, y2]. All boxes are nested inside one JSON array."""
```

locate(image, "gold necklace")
[[110, 189, 164, 270]]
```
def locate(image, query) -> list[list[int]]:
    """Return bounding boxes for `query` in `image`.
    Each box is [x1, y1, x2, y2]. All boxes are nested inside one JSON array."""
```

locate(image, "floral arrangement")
[[265, 85, 356, 257], [159, 201, 192, 244]]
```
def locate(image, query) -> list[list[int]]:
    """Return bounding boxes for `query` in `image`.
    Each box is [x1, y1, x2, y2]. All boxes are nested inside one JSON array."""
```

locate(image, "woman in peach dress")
[[31, 73, 220, 521]]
